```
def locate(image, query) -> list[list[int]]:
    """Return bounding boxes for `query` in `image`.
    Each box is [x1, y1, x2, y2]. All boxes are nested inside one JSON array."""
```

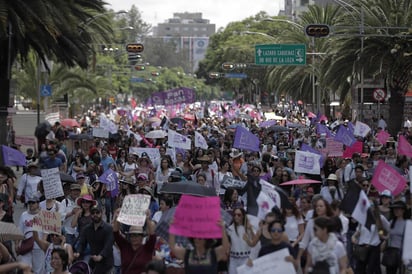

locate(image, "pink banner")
[[15, 136, 35, 146], [371, 160, 407, 196], [323, 138, 343, 157], [376, 131, 390, 145], [398, 135, 412, 157], [169, 195, 221, 239], [342, 141, 363, 158]]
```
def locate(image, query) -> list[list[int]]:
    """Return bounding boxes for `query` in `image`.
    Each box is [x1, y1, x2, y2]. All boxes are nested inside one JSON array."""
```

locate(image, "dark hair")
[[267, 219, 285, 233], [313, 216, 333, 233], [52, 248, 69, 270], [145, 260, 166, 274], [313, 198, 334, 218], [223, 188, 237, 205], [159, 197, 173, 208], [231, 207, 249, 236]]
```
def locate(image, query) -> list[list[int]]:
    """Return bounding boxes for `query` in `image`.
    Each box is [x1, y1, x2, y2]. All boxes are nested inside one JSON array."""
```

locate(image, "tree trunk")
[[387, 88, 405, 136]]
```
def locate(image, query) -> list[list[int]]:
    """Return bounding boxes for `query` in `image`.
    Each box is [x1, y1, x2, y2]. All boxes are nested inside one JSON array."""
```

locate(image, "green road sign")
[[255, 44, 306, 65]]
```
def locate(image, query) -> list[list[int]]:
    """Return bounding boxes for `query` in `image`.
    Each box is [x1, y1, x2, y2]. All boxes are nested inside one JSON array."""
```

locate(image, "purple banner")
[[334, 125, 356, 147], [233, 126, 260, 152], [150, 87, 196, 106], [301, 143, 325, 168]]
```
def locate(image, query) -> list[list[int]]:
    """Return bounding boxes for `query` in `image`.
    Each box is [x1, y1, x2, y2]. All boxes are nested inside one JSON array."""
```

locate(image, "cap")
[[70, 184, 81, 191], [77, 194, 97, 206], [76, 173, 85, 180], [136, 173, 149, 181], [127, 226, 145, 235], [90, 204, 103, 213], [380, 189, 392, 198], [326, 174, 338, 181], [138, 186, 154, 198], [389, 200, 407, 210]]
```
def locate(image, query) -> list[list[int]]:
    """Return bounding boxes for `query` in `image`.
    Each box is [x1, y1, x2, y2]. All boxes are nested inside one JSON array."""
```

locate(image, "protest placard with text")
[[371, 160, 407, 196], [40, 168, 64, 199], [322, 138, 343, 157], [14, 136, 35, 146], [32, 211, 62, 235], [237, 248, 296, 274], [221, 175, 246, 189], [169, 195, 221, 238], [92, 127, 110, 138], [118, 194, 151, 226], [294, 150, 321, 175]]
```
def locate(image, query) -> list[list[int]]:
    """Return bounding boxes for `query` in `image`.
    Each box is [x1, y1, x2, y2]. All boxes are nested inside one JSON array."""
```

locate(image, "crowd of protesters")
[[0, 102, 411, 274]]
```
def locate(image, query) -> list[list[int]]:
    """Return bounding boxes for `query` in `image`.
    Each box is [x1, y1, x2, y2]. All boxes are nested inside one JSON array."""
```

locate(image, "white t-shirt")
[[285, 215, 304, 242]]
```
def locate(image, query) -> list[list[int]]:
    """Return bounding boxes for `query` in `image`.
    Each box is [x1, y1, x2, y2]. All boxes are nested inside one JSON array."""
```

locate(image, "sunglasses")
[[362, 184, 369, 187], [270, 228, 283, 233], [91, 211, 101, 215], [28, 201, 38, 204]]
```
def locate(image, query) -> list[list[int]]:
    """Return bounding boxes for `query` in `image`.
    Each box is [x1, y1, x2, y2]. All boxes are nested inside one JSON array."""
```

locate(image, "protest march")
[[0, 100, 412, 274]]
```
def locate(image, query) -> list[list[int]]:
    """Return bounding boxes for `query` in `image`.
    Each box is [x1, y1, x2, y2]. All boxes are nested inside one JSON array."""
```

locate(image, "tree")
[[0, 0, 113, 145]]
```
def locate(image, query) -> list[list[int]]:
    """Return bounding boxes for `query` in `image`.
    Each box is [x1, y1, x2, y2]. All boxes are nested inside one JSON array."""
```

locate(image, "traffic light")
[[126, 43, 144, 53], [134, 65, 145, 71], [151, 72, 160, 76], [305, 24, 330, 38], [222, 63, 235, 71]]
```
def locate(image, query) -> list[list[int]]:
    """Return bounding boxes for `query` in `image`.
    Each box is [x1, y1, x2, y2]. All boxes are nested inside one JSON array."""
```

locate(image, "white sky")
[[105, 0, 284, 30]]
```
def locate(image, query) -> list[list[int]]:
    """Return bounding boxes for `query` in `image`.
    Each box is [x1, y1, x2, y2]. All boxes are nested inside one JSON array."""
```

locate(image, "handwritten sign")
[[294, 150, 321, 175], [221, 175, 246, 189], [129, 147, 160, 164], [342, 141, 363, 158], [237, 248, 296, 274], [40, 168, 64, 199], [92, 127, 109, 138], [169, 195, 221, 238], [371, 160, 407, 196], [118, 194, 151, 226], [354, 121, 371, 137], [323, 138, 343, 157], [15, 136, 35, 146], [32, 211, 62, 235]]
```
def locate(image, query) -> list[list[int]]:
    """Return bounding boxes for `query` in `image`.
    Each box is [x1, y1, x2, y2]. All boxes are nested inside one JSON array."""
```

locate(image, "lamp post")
[[78, 10, 127, 33]]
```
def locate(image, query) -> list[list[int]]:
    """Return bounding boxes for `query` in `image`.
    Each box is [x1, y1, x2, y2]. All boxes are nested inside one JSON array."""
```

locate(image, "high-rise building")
[[151, 12, 215, 73], [282, 0, 335, 20]]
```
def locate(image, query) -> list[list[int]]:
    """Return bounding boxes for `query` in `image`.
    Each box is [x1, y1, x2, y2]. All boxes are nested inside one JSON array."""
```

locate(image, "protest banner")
[[376, 130, 390, 145], [371, 160, 407, 196], [118, 194, 151, 226], [150, 87, 196, 105], [168, 130, 191, 150], [237, 248, 296, 274], [256, 191, 275, 220], [32, 210, 62, 235], [195, 131, 208, 150], [169, 195, 221, 238], [221, 175, 246, 189], [1, 145, 26, 167], [322, 138, 343, 157], [233, 126, 260, 152], [14, 136, 35, 146], [398, 135, 412, 157], [40, 168, 64, 199], [294, 150, 321, 175], [334, 126, 356, 147], [259, 179, 281, 209], [301, 143, 324, 168], [402, 220, 412, 266], [92, 127, 110, 138], [129, 147, 161, 164], [342, 141, 363, 158], [354, 121, 371, 137]]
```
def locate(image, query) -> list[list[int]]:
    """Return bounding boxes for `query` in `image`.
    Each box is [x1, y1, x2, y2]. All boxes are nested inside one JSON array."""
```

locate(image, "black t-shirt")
[[258, 241, 297, 258]]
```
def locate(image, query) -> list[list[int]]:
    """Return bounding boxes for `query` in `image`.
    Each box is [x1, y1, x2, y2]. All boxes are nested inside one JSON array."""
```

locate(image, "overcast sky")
[[105, 0, 284, 30]]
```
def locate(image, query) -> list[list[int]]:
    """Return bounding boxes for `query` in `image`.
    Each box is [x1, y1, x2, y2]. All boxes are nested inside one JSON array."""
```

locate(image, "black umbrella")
[[159, 181, 217, 197], [267, 125, 290, 132], [68, 134, 93, 140], [170, 117, 187, 127], [33, 169, 76, 183], [34, 121, 52, 139], [155, 206, 233, 244]]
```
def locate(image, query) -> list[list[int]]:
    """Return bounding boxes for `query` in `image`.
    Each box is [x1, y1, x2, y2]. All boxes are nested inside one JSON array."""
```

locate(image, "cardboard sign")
[[342, 141, 363, 158], [92, 127, 110, 138], [40, 168, 64, 199], [15, 136, 35, 146], [32, 210, 62, 235], [221, 175, 246, 189], [169, 195, 221, 238], [237, 248, 296, 274], [118, 194, 151, 226]]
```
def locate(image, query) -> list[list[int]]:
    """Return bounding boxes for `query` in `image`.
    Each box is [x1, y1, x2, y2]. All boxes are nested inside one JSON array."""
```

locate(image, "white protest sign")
[[259, 179, 281, 209], [256, 191, 276, 220], [294, 150, 321, 175], [40, 168, 64, 199], [237, 248, 296, 274], [92, 127, 109, 138], [168, 129, 191, 150], [118, 194, 151, 226], [32, 211, 62, 235], [221, 175, 246, 189], [354, 121, 371, 137], [195, 131, 208, 149], [402, 220, 412, 266], [129, 147, 161, 165]]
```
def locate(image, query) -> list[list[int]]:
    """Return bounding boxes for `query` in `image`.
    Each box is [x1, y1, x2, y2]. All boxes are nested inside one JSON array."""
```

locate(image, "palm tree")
[[0, 0, 113, 145], [326, 0, 412, 135]]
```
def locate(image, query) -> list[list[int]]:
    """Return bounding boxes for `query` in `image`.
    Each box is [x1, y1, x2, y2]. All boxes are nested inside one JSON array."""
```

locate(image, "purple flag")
[[233, 126, 260, 152], [334, 125, 356, 147], [316, 124, 332, 137], [98, 169, 119, 197], [150, 87, 196, 106], [2, 145, 26, 166], [300, 143, 325, 168]]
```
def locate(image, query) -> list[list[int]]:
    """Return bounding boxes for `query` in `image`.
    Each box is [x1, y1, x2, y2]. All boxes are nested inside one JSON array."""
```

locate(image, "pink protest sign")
[[371, 160, 407, 196], [324, 138, 343, 157], [398, 135, 412, 157], [342, 141, 363, 158], [169, 195, 221, 239], [376, 131, 390, 145]]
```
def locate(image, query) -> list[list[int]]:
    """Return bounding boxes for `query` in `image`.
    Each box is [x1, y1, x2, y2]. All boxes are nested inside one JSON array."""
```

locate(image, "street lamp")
[[260, 18, 304, 30], [78, 10, 128, 32], [240, 31, 278, 41]]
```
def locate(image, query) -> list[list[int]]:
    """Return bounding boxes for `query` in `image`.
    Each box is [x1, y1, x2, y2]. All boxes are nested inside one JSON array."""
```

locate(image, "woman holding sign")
[[169, 219, 230, 274]]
